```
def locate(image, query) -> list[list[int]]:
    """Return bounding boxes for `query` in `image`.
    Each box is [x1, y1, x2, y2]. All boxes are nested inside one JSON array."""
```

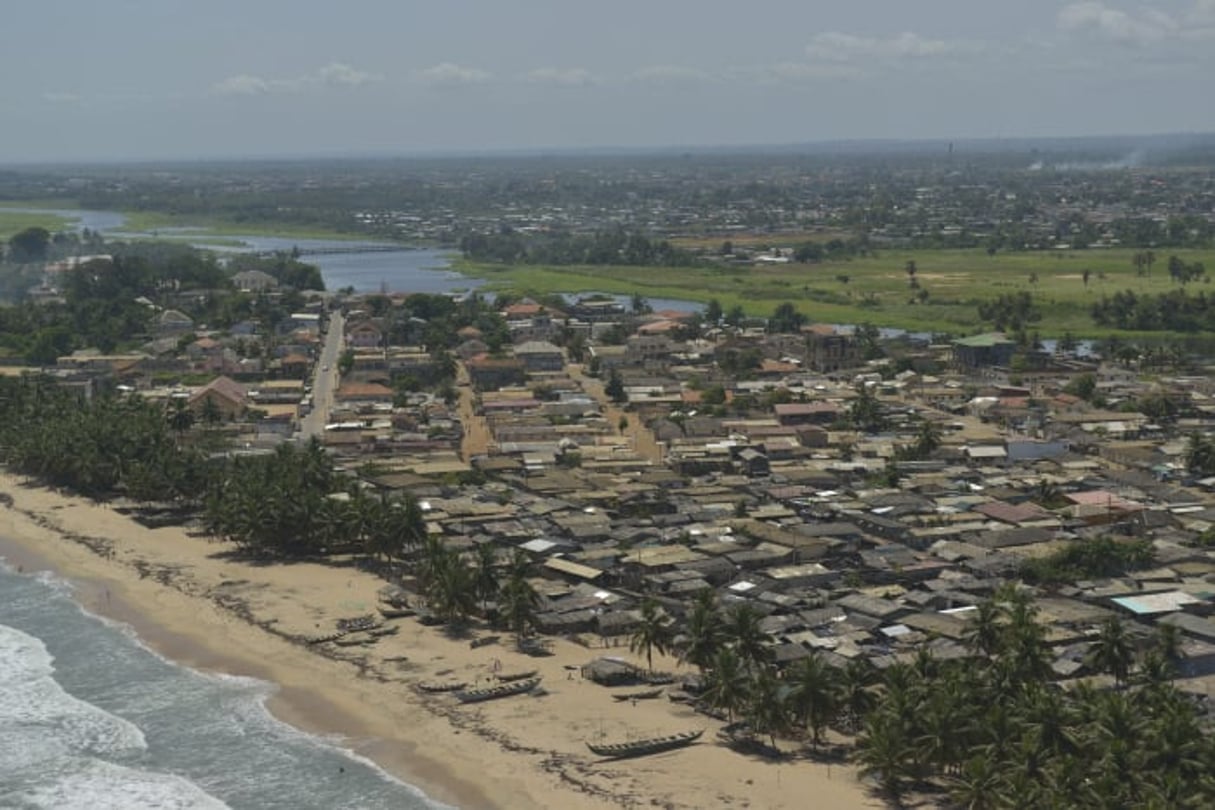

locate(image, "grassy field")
[[117, 210, 368, 242], [454, 247, 1215, 337], [0, 209, 72, 240]]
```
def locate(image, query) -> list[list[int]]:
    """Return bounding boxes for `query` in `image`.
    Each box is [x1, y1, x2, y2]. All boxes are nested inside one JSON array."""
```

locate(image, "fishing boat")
[[496, 669, 539, 682], [417, 680, 469, 693], [611, 687, 664, 702], [378, 605, 414, 619], [454, 677, 542, 703], [586, 729, 703, 759]]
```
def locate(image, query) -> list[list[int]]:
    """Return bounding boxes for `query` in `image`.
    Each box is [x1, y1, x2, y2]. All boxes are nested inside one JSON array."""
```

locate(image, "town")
[[3, 145, 1215, 806]]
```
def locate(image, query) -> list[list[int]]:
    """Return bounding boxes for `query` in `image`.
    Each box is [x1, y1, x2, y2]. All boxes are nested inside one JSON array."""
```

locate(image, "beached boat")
[[377, 605, 414, 619], [454, 677, 542, 703], [417, 680, 469, 693], [496, 669, 538, 682], [612, 687, 664, 702], [586, 729, 704, 759]]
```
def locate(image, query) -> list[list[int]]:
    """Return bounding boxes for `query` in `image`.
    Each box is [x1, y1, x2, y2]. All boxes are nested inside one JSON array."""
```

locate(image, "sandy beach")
[[0, 469, 878, 810]]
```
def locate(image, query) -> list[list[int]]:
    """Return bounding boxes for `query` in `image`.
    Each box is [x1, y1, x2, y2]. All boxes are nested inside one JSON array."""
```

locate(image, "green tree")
[[678, 589, 723, 673], [7, 226, 52, 263], [787, 652, 838, 747], [605, 369, 626, 403], [629, 597, 673, 673]]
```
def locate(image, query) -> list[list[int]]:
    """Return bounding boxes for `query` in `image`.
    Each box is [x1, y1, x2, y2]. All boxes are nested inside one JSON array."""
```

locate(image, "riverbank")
[[0, 470, 877, 810]]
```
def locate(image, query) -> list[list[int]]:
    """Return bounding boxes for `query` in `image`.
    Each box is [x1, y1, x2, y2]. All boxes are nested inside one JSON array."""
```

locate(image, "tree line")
[[459, 226, 699, 267], [636, 586, 1214, 808]]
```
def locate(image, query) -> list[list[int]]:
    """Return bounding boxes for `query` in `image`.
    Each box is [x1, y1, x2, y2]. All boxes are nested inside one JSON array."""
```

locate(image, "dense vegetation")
[[459, 227, 699, 267], [1091, 288, 1215, 332], [667, 587, 1213, 809]]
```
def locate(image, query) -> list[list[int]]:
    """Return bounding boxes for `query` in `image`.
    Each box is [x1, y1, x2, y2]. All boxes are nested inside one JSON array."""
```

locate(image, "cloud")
[[316, 62, 382, 87], [211, 63, 382, 96], [1057, 2, 1177, 45], [412, 62, 492, 86], [212, 75, 272, 96], [42, 92, 83, 104], [630, 64, 712, 83], [728, 61, 863, 84], [805, 31, 954, 62], [525, 67, 595, 86]]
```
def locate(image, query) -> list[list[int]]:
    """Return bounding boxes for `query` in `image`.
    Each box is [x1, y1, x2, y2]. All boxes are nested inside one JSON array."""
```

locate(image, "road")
[[299, 310, 344, 441]]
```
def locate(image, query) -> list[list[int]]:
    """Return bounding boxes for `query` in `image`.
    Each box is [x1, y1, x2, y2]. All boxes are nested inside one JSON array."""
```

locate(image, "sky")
[[4, 0, 1215, 162]]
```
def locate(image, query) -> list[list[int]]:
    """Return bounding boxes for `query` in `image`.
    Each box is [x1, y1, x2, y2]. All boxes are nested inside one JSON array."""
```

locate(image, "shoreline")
[[0, 471, 877, 810], [0, 504, 491, 810]]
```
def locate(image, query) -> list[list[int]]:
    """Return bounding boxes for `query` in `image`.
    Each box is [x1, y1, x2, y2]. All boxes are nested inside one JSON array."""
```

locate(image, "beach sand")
[[0, 470, 879, 810]]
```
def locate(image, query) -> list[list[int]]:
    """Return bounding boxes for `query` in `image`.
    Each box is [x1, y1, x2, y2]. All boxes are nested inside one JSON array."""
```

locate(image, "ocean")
[[0, 560, 449, 810]]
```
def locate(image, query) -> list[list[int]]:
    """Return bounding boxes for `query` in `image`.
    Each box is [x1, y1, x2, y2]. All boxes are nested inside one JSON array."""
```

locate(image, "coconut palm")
[[948, 754, 1005, 810], [678, 589, 723, 674], [786, 652, 838, 747], [1086, 617, 1135, 686], [856, 712, 914, 804], [630, 597, 673, 673], [837, 658, 878, 731], [472, 543, 499, 613], [745, 666, 789, 750], [722, 603, 773, 671], [963, 599, 1004, 658], [703, 646, 750, 723], [499, 564, 540, 640]]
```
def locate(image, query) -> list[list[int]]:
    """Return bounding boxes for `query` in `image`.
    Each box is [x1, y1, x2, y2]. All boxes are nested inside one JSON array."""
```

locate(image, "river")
[[23, 207, 705, 309]]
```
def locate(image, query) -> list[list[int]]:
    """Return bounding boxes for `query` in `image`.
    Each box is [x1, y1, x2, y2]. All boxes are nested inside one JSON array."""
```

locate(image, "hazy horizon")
[[6, 1, 1215, 163]]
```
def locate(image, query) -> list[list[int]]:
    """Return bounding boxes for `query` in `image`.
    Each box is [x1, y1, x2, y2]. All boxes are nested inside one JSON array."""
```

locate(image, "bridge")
[[255, 244, 415, 259]]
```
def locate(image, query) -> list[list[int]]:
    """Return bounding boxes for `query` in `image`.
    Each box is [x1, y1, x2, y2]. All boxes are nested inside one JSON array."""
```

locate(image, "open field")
[[455, 248, 1215, 337], [668, 229, 853, 250], [118, 209, 370, 242], [0, 209, 71, 239]]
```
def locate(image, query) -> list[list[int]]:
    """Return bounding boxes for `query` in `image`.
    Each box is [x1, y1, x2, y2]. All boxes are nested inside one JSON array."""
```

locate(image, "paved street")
[[298, 310, 344, 441]]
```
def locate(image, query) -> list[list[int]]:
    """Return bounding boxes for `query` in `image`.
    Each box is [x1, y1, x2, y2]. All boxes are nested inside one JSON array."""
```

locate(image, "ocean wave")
[[0, 624, 147, 757], [1, 758, 231, 810]]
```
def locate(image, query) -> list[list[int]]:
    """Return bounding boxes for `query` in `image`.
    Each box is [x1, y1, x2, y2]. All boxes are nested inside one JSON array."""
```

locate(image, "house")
[[335, 381, 396, 407], [232, 269, 279, 293], [345, 318, 385, 349], [156, 309, 195, 338], [466, 355, 526, 390], [513, 341, 565, 373], [803, 324, 861, 372], [953, 333, 1017, 369], [188, 375, 248, 419]]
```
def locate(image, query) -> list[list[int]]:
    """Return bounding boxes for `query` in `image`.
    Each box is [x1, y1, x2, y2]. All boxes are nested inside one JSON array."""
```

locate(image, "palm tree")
[[856, 712, 913, 804], [948, 754, 1004, 810], [473, 543, 499, 613], [703, 646, 750, 723], [837, 658, 877, 731], [629, 597, 673, 673], [1086, 617, 1135, 686], [786, 652, 839, 747], [678, 589, 723, 674], [963, 599, 1004, 658], [499, 566, 540, 640], [746, 667, 788, 750], [722, 603, 773, 671]]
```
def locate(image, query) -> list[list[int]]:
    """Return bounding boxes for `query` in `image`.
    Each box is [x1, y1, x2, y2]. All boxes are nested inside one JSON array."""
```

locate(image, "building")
[[232, 269, 279, 293], [803, 324, 861, 372], [513, 341, 565, 373], [188, 375, 248, 419], [953, 333, 1017, 369]]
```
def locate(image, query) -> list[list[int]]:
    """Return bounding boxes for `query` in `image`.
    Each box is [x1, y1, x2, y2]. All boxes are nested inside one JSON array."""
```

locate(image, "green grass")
[[117, 210, 368, 242], [453, 248, 1215, 337], [0, 210, 72, 240]]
